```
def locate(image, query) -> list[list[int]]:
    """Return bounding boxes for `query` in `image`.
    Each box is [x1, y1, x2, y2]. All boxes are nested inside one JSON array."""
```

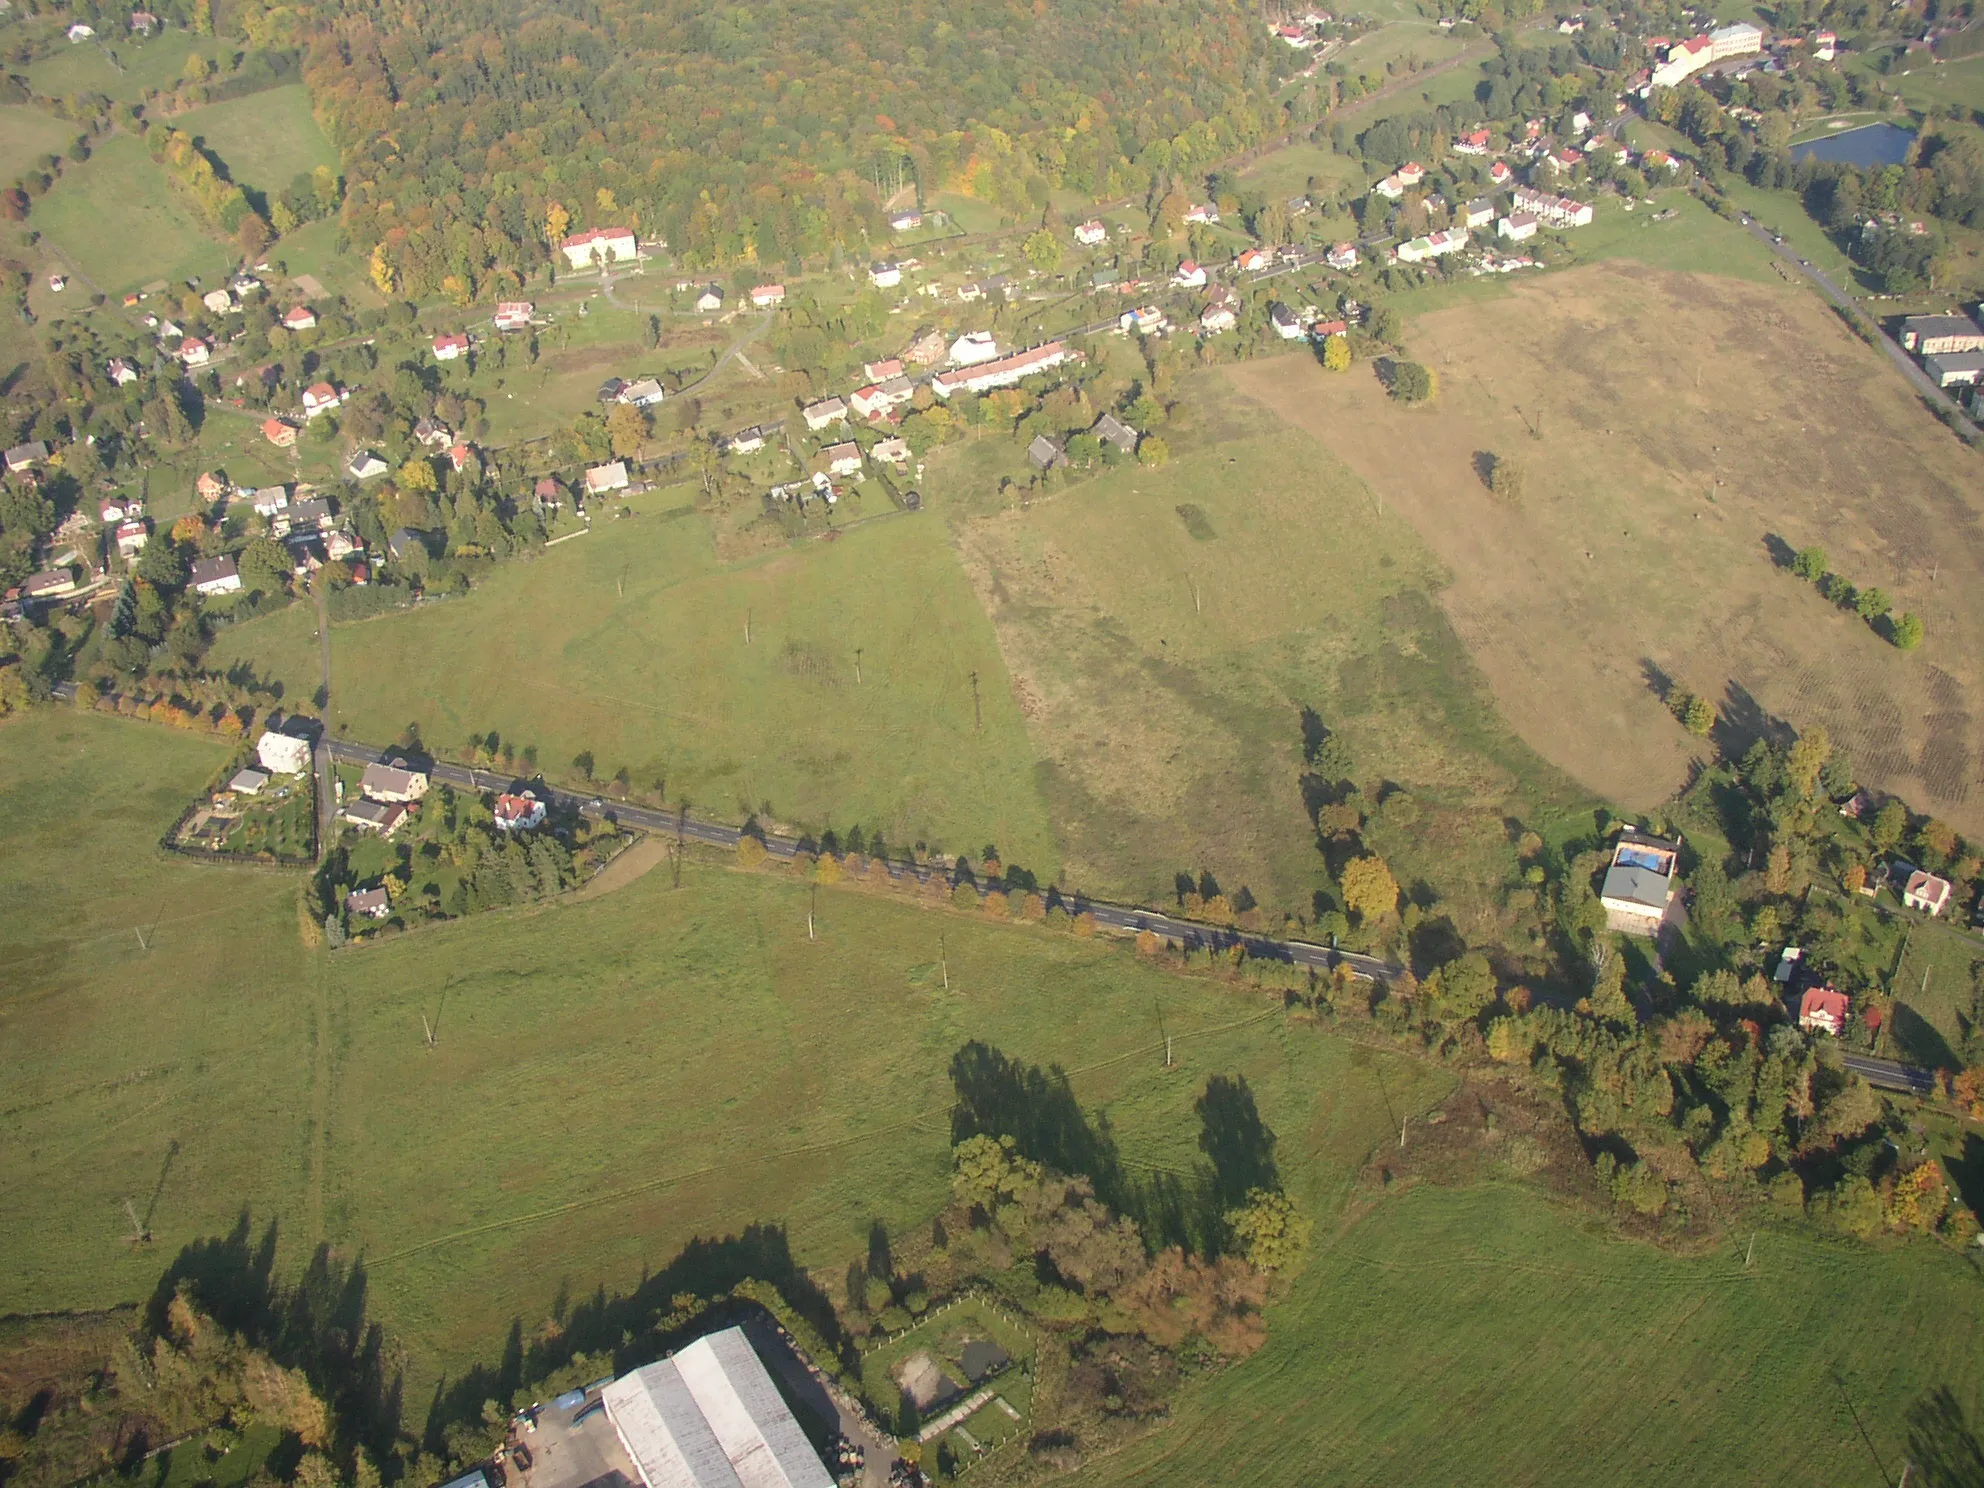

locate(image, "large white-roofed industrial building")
[[600, 1328, 835, 1488]]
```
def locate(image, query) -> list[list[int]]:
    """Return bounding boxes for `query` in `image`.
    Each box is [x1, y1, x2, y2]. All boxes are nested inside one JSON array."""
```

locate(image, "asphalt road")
[[321, 738, 1403, 983], [1736, 215, 1982, 443], [1841, 1052, 1938, 1095]]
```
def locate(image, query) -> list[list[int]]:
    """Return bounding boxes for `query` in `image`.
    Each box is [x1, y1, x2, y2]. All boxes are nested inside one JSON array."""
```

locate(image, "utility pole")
[[745, 608, 752, 644], [941, 933, 949, 990], [421, 1013, 436, 1048], [854, 647, 863, 685], [1744, 1232, 1756, 1267], [969, 670, 981, 731], [808, 883, 817, 941]]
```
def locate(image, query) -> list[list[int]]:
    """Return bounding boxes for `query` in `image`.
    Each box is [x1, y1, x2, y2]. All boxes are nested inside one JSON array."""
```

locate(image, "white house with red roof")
[[1233, 247, 1267, 273], [561, 227, 637, 269], [1074, 220, 1108, 247], [1326, 242, 1360, 271], [432, 332, 470, 361], [930, 341, 1077, 398], [493, 300, 535, 330], [750, 284, 786, 308], [1453, 128, 1492, 156], [863, 358, 904, 382], [1489, 160, 1514, 186], [282, 304, 317, 331], [1797, 985, 1849, 1036], [301, 381, 342, 417], [1183, 203, 1220, 224], [1172, 260, 1208, 288], [1902, 868, 1953, 916], [179, 336, 211, 366], [493, 792, 546, 831], [1813, 29, 1836, 59]]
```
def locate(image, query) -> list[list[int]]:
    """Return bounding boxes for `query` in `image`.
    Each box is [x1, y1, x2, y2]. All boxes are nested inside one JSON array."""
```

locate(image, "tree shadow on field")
[[1889, 1001, 1959, 1072], [1712, 679, 1792, 763], [1195, 1075, 1277, 1210], [1761, 532, 1798, 571], [1906, 1385, 1984, 1488], [1471, 451, 1497, 491], [1640, 658, 1675, 707], [1948, 1135, 1984, 1227]]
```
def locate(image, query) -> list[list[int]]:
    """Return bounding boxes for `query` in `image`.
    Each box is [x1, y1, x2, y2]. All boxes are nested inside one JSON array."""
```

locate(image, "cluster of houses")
[[1026, 410, 1141, 471], [337, 758, 430, 838], [1898, 312, 1984, 404]]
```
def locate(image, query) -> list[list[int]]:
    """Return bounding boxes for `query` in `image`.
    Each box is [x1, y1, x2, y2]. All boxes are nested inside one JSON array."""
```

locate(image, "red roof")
[[494, 792, 542, 825], [1799, 986, 1849, 1024], [563, 227, 633, 248]]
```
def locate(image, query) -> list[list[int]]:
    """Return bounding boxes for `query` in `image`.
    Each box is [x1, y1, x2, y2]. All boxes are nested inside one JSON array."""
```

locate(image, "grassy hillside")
[[27, 32, 203, 103], [0, 709, 316, 1314], [0, 104, 77, 183], [1073, 1182, 1984, 1488], [178, 83, 337, 199], [209, 491, 1062, 873], [32, 131, 229, 292]]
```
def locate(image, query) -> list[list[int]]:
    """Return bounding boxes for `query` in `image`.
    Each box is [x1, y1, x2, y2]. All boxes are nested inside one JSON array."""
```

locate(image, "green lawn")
[[1073, 1182, 1984, 1488], [4, 708, 1982, 1485], [1237, 143, 1363, 207], [0, 708, 317, 1316], [949, 371, 1591, 928], [208, 490, 1063, 873], [176, 84, 336, 199], [33, 131, 229, 293], [0, 103, 78, 182], [27, 31, 205, 103]]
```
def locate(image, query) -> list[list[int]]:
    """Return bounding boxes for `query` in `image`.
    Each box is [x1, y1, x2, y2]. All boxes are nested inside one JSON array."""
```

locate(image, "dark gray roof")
[[1091, 412, 1138, 453], [1028, 435, 1066, 469], [1601, 863, 1671, 911]]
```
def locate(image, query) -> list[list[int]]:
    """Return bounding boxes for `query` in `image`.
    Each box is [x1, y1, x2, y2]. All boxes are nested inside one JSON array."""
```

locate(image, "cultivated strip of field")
[[1230, 262, 1984, 829]]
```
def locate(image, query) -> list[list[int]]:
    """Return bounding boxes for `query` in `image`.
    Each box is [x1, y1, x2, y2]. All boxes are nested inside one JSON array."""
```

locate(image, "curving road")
[[321, 737, 1404, 983]]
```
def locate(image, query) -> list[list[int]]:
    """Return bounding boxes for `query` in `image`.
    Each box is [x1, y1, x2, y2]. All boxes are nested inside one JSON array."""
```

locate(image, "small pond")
[[1790, 122, 1916, 167]]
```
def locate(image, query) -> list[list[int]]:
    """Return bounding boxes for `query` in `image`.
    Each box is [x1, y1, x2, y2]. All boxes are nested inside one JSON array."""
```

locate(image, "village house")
[[1454, 128, 1492, 155], [346, 450, 389, 480], [179, 337, 211, 367], [387, 529, 425, 563], [1902, 868, 1953, 916], [1798, 985, 1850, 1036], [1900, 314, 1984, 355], [868, 261, 903, 289], [1512, 186, 1594, 227], [1598, 829, 1681, 935], [1027, 435, 1067, 470], [849, 378, 914, 420], [696, 285, 725, 313], [261, 416, 299, 449], [301, 382, 342, 418], [1395, 228, 1468, 264], [561, 227, 637, 268], [23, 568, 78, 601], [361, 761, 429, 802], [902, 327, 949, 365], [202, 289, 235, 315], [949, 331, 1000, 366], [818, 442, 864, 477], [1813, 29, 1836, 59], [129, 9, 159, 32], [871, 436, 912, 466], [115, 519, 149, 558], [1172, 260, 1208, 289], [252, 485, 289, 517], [1199, 288, 1240, 334], [930, 341, 1077, 398], [1120, 305, 1167, 335], [724, 426, 768, 455], [1498, 211, 1540, 241], [99, 498, 128, 525], [196, 471, 228, 504], [889, 209, 922, 232], [493, 792, 547, 831], [493, 300, 535, 330], [190, 555, 242, 596], [283, 497, 332, 535], [863, 358, 904, 382], [1325, 242, 1360, 271], [1463, 197, 1496, 228], [1074, 220, 1108, 247], [68, 22, 96, 40], [531, 477, 565, 515], [257, 727, 314, 775], [620, 377, 667, 407], [1270, 302, 1304, 339], [1233, 247, 1267, 274], [750, 284, 785, 308], [1183, 203, 1220, 224], [106, 357, 140, 385], [585, 460, 631, 496], [345, 886, 392, 919], [342, 799, 409, 836], [432, 332, 470, 361], [1275, 21, 1312, 46], [325, 528, 363, 562], [1489, 159, 1515, 186], [1651, 34, 1713, 86], [5, 440, 49, 473], [802, 396, 848, 431], [282, 304, 317, 331], [1091, 412, 1138, 455]]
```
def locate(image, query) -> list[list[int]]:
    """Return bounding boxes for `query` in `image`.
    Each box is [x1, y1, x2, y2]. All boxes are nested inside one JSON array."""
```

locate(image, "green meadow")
[[33, 131, 230, 292]]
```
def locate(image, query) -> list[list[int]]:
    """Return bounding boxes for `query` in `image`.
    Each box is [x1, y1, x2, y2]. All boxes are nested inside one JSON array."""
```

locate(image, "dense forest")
[[292, 0, 1297, 296]]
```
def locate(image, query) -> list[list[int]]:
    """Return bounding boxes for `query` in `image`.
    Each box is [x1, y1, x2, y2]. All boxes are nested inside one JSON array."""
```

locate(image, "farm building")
[[360, 762, 429, 802], [600, 1327, 835, 1488], [562, 228, 637, 268], [1899, 315, 1984, 355]]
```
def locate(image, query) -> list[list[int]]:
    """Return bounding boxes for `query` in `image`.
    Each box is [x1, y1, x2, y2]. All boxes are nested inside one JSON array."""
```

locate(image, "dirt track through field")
[[1229, 262, 1984, 829]]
